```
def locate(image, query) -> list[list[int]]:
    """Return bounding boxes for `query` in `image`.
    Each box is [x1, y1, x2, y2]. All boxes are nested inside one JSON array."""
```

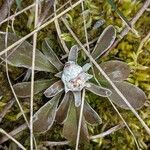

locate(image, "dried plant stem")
[[30, 0, 39, 149], [54, 1, 69, 53], [75, 2, 89, 148], [42, 124, 123, 146], [135, 30, 150, 63], [61, 17, 150, 135], [0, 0, 83, 57], [0, 122, 123, 145], [42, 141, 70, 146], [81, 1, 90, 52], [0, 128, 26, 150], [5, 32, 29, 128], [81, 1, 100, 86], [90, 123, 124, 139], [0, 3, 34, 26], [0, 123, 27, 144], [108, 0, 150, 54], [138, 31, 150, 51], [75, 89, 85, 150]]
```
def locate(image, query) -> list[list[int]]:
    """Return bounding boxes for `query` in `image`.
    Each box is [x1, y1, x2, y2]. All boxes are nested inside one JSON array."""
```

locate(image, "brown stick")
[[0, 123, 27, 144]]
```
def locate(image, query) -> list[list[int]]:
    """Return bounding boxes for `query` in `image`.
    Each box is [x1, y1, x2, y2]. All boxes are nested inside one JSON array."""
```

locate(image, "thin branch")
[[61, 17, 150, 135]]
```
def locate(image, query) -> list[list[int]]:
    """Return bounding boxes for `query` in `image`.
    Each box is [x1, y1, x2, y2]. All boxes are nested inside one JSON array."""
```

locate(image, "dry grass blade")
[[5, 33, 29, 128], [61, 17, 150, 135], [30, 0, 39, 149], [0, 124, 27, 144], [90, 123, 125, 140], [54, 0, 69, 53], [75, 89, 85, 150], [0, 128, 26, 150]]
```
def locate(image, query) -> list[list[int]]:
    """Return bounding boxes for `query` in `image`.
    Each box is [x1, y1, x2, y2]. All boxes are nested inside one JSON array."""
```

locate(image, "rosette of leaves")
[[0, 25, 147, 145]]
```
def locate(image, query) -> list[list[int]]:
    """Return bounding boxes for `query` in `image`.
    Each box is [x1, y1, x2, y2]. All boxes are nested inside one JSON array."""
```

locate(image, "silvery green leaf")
[[33, 93, 62, 133], [68, 45, 78, 63], [63, 98, 89, 144], [55, 92, 70, 123], [55, 71, 62, 78], [92, 19, 105, 29], [73, 91, 81, 107], [0, 33, 56, 72], [42, 38, 64, 71], [44, 80, 64, 98], [82, 63, 92, 72], [91, 25, 116, 60], [84, 100, 102, 125], [100, 60, 131, 81], [13, 80, 53, 98], [86, 82, 112, 97], [108, 81, 147, 109]]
